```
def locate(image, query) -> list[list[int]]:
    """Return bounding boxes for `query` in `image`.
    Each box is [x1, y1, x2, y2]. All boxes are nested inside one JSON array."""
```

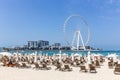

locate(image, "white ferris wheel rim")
[[63, 14, 90, 46]]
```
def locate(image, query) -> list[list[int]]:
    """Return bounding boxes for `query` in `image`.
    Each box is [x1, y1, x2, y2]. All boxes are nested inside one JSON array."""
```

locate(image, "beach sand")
[[0, 59, 119, 80]]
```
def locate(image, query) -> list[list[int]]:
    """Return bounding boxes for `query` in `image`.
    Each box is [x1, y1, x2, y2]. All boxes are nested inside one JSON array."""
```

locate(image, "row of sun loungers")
[[0, 55, 120, 75], [80, 64, 97, 73], [55, 64, 72, 71], [33, 63, 51, 70], [108, 58, 120, 74]]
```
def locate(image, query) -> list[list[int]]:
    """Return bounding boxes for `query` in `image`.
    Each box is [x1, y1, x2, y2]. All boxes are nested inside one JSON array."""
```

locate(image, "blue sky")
[[0, 0, 120, 50]]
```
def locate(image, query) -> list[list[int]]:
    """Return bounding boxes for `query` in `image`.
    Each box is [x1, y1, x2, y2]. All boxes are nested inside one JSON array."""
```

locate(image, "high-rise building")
[[28, 41, 37, 48], [37, 40, 49, 48], [52, 43, 61, 47]]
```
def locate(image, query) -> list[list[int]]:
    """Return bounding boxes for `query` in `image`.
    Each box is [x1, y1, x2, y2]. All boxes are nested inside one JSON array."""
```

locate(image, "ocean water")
[[8, 50, 120, 57]]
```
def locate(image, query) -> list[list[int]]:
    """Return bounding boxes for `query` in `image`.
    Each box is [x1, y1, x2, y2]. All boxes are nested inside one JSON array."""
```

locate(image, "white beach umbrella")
[[40, 56, 43, 62], [74, 53, 79, 56], [62, 53, 68, 59], [34, 51, 37, 63], [79, 54, 82, 60], [91, 53, 96, 61], [56, 53, 61, 56], [87, 51, 91, 64], [62, 53, 68, 56], [96, 53, 103, 59], [71, 53, 74, 61], [15, 52, 19, 62], [97, 53, 103, 56], [52, 53, 56, 60], [46, 53, 48, 56], [19, 53, 22, 59], [27, 54, 31, 61], [59, 50, 62, 62], [30, 53, 34, 56], [0, 52, 12, 56], [106, 53, 118, 58], [112, 53, 118, 62]]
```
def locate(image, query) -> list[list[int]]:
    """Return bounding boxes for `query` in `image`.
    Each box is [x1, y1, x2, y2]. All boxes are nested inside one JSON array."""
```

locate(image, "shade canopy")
[[0, 52, 12, 56]]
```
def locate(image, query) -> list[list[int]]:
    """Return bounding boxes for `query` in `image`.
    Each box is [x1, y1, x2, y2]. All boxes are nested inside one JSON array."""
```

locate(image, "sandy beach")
[[0, 59, 119, 80]]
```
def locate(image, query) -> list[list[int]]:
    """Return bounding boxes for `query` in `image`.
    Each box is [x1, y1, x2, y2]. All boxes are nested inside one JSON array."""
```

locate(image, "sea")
[[7, 50, 120, 57]]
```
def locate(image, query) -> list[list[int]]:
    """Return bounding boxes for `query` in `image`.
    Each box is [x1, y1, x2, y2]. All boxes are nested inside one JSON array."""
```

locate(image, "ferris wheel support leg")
[[72, 31, 77, 49], [77, 31, 80, 51], [79, 30, 86, 50]]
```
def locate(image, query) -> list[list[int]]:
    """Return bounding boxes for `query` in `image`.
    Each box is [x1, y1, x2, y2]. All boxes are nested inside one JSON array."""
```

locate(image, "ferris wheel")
[[63, 15, 90, 50]]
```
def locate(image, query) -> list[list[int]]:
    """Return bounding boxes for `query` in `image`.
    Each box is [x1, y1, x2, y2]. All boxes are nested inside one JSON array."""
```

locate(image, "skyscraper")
[[52, 43, 61, 47], [28, 41, 37, 48], [37, 40, 49, 48]]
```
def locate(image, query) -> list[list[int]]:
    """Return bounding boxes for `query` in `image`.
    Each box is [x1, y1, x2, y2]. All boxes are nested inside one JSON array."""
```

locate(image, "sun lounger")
[[80, 65, 87, 72], [55, 63, 64, 71], [70, 61, 75, 67], [6, 60, 16, 67], [41, 63, 51, 70], [21, 63, 30, 68], [114, 67, 120, 74], [15, 62, 21, 68], [115, 64, 120, 68], [89, 64, 97, 73], [63, 65, 72, 71], [108, 62, 114, 69], [114, 62, 118, 66], [76, 62, 81, 67], [95, 60, 100, 68], [33, 63, 41, 70]]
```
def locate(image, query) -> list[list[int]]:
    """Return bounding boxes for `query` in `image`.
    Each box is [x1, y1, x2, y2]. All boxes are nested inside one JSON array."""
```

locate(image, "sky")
[[0, 0, 120, 50]]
